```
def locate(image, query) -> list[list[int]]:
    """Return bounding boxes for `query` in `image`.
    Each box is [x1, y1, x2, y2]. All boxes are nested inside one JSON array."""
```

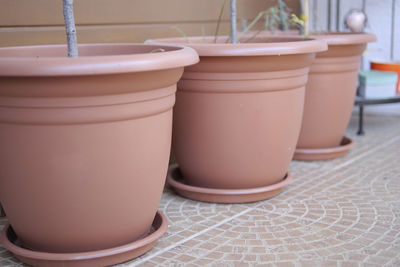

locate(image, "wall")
[[308, 0, 400, 68], [0, 0, 299, 47], [308, 0, 400, 115], [1, 0, 397, 62]]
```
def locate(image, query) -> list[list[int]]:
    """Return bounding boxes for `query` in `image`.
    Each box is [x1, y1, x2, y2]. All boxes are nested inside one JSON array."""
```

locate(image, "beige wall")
[[0, 0, 298, 47]]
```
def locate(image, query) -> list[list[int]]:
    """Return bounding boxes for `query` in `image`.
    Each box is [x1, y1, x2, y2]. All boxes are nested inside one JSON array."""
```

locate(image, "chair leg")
[[357, 105, 365, 135]]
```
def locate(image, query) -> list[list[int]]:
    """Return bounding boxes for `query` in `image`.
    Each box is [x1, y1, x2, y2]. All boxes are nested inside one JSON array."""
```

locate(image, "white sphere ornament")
[[345, 9, 367, 32]]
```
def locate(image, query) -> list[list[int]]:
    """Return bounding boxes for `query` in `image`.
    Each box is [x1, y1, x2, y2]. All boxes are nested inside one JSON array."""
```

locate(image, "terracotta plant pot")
[[293, 32, 376, 160], [0, 43, 198, 264], [148, 36, 326, 203]]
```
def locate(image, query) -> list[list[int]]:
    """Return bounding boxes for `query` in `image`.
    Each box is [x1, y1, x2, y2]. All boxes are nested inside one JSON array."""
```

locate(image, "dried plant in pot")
[[281, 3, 377, 160], [293, 32, 376, 161], [0, 1, 199, 266], [248, 1, 376, 160], [148, 1, 327, 204]]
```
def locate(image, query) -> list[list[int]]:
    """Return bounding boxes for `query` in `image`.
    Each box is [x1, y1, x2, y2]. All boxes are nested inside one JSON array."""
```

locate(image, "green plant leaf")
[[214, 0, 228, 43], [170, 26, 190, 43]]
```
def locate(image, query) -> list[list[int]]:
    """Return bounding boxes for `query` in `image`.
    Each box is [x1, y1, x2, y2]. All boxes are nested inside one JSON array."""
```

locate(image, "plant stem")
[[171, 26, 190, 43], [214, 0, 228, 43], [278, 0, 288, 31], [63, 0, 78, 57], [243, 28, 263, 43], [238, 10, 267, 40], [230, 0, 237, 44]]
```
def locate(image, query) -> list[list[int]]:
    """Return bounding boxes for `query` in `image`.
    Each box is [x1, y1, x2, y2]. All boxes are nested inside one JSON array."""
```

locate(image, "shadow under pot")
[[0, 43, 198, 266], [148, 36, 327, 203], [293, 32, 376, 161]]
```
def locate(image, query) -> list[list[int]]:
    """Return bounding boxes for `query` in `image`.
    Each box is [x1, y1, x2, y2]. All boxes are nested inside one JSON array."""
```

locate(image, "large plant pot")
[[0, 43, 198, 264], [148, 36, 326, 203], [293, 33, 376, 160]]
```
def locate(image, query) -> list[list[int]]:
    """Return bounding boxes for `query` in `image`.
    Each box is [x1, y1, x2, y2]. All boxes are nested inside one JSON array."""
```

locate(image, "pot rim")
[[0, 211, 168, 261], [370, 60, 400, 65], [308, 31, 376, 45], [0, 43, 199, 77], [147, 36, 327, 57]]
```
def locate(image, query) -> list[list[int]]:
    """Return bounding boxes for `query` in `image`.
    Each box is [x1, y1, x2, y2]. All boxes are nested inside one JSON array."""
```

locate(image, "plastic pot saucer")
[[293, 136, 354, 161], [167, 166, 292, 204], [0, 211, 167, 267]]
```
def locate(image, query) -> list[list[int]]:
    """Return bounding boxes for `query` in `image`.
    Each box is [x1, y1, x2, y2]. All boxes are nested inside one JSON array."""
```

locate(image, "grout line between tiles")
[[259, 209, 338, 226], [139, 119, 400, 265], [133, 132, 400, 265], [130, 206, 254, 266], [252, 136, 400, 223], [2, 259, 22, 267], [277, 134, 400, 201], [259, 198, 387, 235]]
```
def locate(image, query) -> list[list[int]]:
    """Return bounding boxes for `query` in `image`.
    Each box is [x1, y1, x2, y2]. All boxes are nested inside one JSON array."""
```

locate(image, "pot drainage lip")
[[293, 136, 354, 161], [167, 165, 292, 204], [0, 210, 167, 266]]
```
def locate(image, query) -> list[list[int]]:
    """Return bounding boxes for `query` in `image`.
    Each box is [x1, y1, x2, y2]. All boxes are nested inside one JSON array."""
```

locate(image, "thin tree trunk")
[[304, 0, 309, 36], [299, 0, 309, 36], [63, 0, 78, 57], [230, 0, 237, 44]]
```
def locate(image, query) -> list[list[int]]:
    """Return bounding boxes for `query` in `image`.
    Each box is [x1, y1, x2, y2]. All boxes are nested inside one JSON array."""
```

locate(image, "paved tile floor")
[[1, 112, 399, 266]]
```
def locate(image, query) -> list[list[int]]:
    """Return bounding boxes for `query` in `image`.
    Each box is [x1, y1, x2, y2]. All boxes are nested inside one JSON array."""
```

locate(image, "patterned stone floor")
[[0, 112, 399, 266]]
